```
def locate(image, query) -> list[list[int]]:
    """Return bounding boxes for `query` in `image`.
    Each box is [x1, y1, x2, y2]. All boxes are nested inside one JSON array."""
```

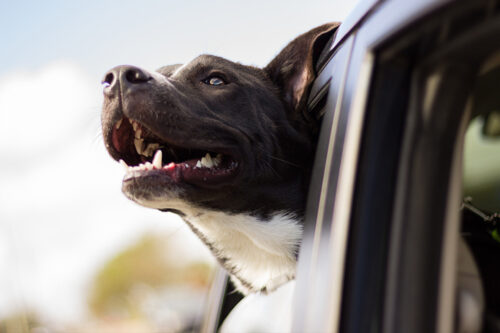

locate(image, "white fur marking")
[[127, 193, 302, 293], [189, 211, 302, 293]]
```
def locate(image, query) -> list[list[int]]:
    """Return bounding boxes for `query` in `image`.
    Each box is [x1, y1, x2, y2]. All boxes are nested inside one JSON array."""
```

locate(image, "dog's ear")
[[264, 23, 340, 117]]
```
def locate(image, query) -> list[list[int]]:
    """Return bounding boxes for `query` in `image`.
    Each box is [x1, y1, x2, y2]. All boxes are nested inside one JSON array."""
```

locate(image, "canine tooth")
[[119, 159, 129, 172], [152, 150, 162, 169], [134, 138, 145, 154], [132, 121, 139, 131], [196, 160, 202, 168], [135, 128, 142, 139], [115, 119, 123, 130]]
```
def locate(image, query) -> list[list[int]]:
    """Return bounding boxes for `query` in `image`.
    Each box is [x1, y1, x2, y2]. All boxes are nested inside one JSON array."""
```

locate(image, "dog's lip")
[[121, 154, 240, 188], [109, 116, 239, 162], [108, 116, 243, 188]]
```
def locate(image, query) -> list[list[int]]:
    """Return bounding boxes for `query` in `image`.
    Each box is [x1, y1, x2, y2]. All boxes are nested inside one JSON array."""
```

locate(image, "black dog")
[[101, 23, 340, 294]]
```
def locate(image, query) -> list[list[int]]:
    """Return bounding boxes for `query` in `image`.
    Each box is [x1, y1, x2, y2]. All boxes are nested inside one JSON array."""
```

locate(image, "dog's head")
[[101, 23, 339, 219]]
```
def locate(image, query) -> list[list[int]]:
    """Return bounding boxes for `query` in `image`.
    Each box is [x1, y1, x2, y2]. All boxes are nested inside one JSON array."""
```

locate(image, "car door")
[[293, 0, 500, 332]]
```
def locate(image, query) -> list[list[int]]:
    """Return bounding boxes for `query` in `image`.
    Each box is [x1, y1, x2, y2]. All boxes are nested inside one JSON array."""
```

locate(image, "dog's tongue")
[[112, 118, 134, 154]]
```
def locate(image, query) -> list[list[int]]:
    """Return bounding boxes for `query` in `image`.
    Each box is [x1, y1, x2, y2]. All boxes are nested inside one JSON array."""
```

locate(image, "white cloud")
[[0, 62, 212, 323], [0, 62, 98, 156]]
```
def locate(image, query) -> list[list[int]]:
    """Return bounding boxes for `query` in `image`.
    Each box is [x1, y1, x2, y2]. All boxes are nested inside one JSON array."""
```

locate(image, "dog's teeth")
[[119, 159, 129, 172], [115, 119, 123, 130], [135, 162, 148, 171], [201, 153, 214, 168], [135, 128, 142, 139], [200, 156, 207, 167], [134, 138, 145, 154], [152, 150, 162, 169], [213, 154, 222, 167], [132, 121, 139, 131], [196, 160, 202, 168], [206, 153, 214, 167]]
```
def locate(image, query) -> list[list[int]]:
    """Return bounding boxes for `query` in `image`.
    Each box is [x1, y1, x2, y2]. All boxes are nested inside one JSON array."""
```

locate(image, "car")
[[199, 0, 500, 331]]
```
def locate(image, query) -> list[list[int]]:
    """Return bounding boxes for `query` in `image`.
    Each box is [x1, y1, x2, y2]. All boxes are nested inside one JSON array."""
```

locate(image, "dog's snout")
[[102, 65, 152, 96]]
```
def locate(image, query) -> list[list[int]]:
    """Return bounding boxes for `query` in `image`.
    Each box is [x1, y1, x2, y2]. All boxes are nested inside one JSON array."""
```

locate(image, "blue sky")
[[0, 0, 355, 77], [0, 0, 359, 324]]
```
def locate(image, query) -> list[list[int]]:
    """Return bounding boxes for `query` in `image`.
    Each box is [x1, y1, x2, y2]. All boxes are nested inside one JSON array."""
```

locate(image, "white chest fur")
[[133, 196, 303, 294], [185, 210, 302, 294]]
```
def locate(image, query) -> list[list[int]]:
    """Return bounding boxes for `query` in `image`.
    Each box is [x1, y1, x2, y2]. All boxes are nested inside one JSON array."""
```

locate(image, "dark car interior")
[[461, 50, 500, 332]]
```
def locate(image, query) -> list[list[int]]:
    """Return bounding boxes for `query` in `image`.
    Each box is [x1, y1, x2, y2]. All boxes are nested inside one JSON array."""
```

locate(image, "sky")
[[0, 0, 360, 324]]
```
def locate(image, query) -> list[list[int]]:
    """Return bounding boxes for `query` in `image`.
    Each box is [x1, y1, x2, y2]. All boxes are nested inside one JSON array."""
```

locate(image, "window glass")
[[463, 115, 500, 212]]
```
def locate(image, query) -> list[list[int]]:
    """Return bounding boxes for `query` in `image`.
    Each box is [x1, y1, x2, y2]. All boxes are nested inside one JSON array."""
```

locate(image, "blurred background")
[[0, 0, 359, 332]]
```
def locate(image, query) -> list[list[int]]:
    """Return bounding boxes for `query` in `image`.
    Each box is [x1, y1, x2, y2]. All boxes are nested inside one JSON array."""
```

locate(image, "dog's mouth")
[[110, 116, 240, 188]]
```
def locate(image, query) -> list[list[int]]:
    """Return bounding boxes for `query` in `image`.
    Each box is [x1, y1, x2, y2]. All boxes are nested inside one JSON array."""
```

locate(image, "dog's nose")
[[102, 65, 152, 96]]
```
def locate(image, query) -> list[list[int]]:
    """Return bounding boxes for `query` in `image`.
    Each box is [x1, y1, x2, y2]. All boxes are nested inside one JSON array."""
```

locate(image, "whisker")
[[267, 155, 302, 168], [254, 146, 303, 168], [262, 159, 281, 178]]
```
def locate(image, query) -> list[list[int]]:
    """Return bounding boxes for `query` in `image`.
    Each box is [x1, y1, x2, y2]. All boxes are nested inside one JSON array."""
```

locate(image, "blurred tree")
[[0, 311, 40, 333], [88, 233, 212, 319]]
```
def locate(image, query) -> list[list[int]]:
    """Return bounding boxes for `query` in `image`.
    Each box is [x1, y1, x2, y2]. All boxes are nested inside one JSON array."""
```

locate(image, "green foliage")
[[88, 233, 212, 318], [0, 311, 40, 333]]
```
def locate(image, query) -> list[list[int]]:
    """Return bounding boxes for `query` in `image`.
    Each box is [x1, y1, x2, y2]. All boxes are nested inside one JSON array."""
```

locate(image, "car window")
[[460, 55, 500, 332], [464, 115, 500, 212]]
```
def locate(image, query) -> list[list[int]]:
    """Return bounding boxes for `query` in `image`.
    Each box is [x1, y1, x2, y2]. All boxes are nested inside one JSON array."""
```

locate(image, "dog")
[[101, 23, 340, 295]]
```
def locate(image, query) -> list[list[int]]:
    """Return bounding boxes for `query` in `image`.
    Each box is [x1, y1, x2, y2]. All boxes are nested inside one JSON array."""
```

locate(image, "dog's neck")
[[184, 210, 302, 294], [129, 194, 303, 294]]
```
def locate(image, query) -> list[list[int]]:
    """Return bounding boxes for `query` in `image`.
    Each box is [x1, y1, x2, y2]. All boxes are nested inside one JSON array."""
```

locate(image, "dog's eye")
[[203, 76, 226, 86]]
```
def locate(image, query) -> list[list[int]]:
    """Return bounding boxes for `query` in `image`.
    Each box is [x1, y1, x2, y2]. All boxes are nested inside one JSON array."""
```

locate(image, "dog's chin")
[[120, 163, 241, 210]]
